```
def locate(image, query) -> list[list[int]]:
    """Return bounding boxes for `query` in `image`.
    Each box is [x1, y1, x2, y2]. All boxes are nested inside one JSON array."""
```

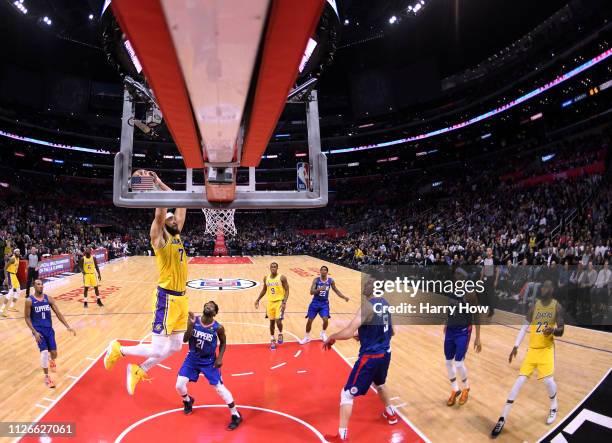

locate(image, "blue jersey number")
[[178, 248, 184, 262]]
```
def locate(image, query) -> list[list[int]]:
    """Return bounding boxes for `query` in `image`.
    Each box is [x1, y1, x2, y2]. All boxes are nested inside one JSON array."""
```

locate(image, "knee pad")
[[454, 360, 465, 370], [340, 389, 354, 406], [176, 376, 189, 395], [150, 335, 170, 359], [215, 383, 234, 404], [40, 350, 49, 369]]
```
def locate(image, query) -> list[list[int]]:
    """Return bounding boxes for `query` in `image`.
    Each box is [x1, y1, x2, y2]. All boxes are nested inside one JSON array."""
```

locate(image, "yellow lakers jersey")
[[265, 274, 285, 302], [153, 233, 188, 292], [5, 255, 17, 274], [529, 299, 557, 349], [83, 255, 96, 274]]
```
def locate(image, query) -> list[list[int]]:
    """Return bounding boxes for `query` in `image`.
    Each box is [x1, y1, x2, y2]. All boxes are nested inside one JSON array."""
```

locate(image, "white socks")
[[502, 375, 527, 419], [445, 360, 459, 390], [544, 377, 558, 410]]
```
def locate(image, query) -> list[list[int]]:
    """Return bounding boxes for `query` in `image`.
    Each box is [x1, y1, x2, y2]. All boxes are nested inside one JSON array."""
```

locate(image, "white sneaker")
[[320, 331, 328, 342], [546, 409, 557, 425], [298, 336, 311, 345]]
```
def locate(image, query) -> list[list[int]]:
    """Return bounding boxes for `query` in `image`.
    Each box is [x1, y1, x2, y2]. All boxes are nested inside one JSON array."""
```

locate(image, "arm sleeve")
[[514, 322, 529, 348]]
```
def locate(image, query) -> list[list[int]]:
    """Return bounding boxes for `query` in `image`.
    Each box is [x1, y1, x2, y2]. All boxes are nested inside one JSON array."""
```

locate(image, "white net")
[[202, 208, 237, 237]]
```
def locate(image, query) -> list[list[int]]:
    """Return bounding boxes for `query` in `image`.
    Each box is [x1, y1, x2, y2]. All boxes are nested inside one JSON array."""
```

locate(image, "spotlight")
[[12, 0, 28, 14], [344, 18, 349, 25], [88, 14, 94, 20], [389, 15, 397, 24]]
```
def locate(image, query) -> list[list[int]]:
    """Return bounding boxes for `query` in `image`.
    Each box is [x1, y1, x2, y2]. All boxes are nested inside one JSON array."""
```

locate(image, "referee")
[[26, 246, 40, 297]]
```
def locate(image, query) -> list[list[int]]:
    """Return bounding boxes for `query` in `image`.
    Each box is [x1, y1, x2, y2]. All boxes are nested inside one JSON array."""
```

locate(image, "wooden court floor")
[[0, 255, 610, 443]]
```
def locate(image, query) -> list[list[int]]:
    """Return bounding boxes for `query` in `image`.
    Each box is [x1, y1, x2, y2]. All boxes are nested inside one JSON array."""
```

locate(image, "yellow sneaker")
[[458, 388, 470, 405], [126, 363, 151, 395], [103, 340, 123, 371]]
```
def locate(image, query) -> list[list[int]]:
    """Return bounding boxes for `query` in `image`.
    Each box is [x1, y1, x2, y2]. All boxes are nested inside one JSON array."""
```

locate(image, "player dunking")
[[104, 170, 189, 395], [299, 265, 348, 344], [492, 280, 565, 437], [323, 277, 398, 442], [176, 301, 243, 431], [254, 262, 289, 350], [0, 248, 21, 316], [444, 268, 482, 406], [80, 246, 103, 308], [24, 279, 76, 388]]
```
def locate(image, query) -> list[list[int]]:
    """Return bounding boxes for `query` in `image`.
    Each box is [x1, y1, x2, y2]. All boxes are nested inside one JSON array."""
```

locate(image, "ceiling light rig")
[[11, 0, 28, 14]]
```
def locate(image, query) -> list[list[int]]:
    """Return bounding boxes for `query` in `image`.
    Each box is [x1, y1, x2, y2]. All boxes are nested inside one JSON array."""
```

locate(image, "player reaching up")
[[104, 170, 190, 395], [492, 280, 565, 437], [24, 279, 76, 388], [254, 262, 289, 350], [176, 301, 243, 431], [322, 277, 398, 442], [299, 265, 348, 344]]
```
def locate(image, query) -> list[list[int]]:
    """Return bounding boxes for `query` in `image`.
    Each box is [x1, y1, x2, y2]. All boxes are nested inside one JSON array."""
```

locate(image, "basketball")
[[1, 1, 611, 442]]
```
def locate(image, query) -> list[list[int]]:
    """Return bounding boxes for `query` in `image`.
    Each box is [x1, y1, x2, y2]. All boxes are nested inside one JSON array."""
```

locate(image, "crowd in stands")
[[0, 130, 610, 326]]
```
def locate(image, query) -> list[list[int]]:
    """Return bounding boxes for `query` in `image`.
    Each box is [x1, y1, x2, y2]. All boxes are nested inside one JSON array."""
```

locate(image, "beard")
[[165, 224, 180, 236]]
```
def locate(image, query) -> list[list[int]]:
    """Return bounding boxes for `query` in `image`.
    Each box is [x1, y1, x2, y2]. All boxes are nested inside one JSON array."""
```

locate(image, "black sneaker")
[[183, 396, 195, 415], [491, 417, 505, 438], [97, 298, 104, 307], [84, 301, 88, 308], [227, 413, 242, 431]]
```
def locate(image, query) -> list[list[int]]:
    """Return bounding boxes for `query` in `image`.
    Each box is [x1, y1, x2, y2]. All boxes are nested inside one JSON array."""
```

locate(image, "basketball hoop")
[[202, 208, 237, 237]]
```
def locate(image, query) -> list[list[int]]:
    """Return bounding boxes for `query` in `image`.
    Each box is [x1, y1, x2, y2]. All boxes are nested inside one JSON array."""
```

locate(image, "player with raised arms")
[[104, 170, 190, 395], [24, 279, 76, 388], [299, 265, 349, 344], [322, 277, 398, 442], [176, 301, 243, 431], [492, 280, 565, 437], [254, 262, 289, 350]]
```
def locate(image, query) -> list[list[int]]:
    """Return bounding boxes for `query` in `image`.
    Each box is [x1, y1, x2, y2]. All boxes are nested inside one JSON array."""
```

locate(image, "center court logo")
[[187, 278, 259, 291]]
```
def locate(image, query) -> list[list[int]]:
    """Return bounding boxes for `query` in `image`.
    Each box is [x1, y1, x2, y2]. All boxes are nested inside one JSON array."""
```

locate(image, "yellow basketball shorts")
[[151, 286, 189, 335], [8, 273, 20, 291], [519, 346, 555, 379], [83, 273, 98, 288], [266, 300, 284, 320]]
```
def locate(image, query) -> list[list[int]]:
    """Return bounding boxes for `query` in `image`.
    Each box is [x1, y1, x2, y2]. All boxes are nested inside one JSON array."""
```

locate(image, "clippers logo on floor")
[[187, 278, 258, 291]]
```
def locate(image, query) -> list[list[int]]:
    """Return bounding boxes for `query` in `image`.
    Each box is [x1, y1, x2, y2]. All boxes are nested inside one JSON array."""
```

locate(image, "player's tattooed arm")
[[23, 298, 42, 342], [254, 277, 267, 309], [184, 312, 195, 343], [546, 303, 565, 337], [331, 280, 349, 301], [150, 207, 168, 250], [215, 325, 226, 368], [49, 296, 76, 336], [174, 208, 187, 232]]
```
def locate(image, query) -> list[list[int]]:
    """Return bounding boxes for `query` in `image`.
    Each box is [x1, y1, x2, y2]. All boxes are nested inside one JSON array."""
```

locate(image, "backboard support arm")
[[113, 87, 328, 209]]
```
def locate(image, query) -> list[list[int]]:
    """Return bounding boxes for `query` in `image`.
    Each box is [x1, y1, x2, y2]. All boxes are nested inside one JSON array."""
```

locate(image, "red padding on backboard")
[[240, 0, 325, 167], [111, 0, 204, 168]]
